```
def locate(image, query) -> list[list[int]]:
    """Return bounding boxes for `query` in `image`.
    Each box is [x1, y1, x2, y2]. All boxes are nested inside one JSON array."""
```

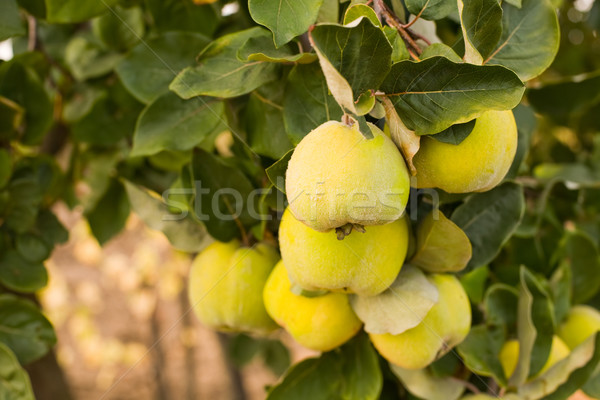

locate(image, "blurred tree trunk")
[[26, 350, 73, 400]]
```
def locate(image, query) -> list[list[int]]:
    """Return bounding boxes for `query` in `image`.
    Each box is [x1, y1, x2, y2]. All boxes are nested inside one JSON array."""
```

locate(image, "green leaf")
[[170, 28, 279, 99], [350, 265, 439, 335], [191, 149, 257, 242], [411, 211, 472, 273], [263, 340, 291, 376], [145, 0, 219, 37], [0, 0, 25, 41], [0, 342, 35, 400], [458, 0, 503, 64], [405, 0, 456, 21], [527, 71, 600, 127], [429, 120, 476, 145], [553, 231, 600, 305], [245, 84, 293, 160], [460, 265, 489, 304], [116, 32, 211, 104], [0, 61, 53, 145], [0, 149, 11, 189], [457, 324, 507, 385], [266, 149, 293, 193], [0, 96, 24, 142], [15, 234, 50, 263], [484, 283, 519, 329], [238, 35, 317, 64], [132, 92, 226, 157], [317, 0, 339, 23], [46, 0, 120, 23], [506, 104, 536, 179], [35, 209, 68, 248], [249, 0, 323, 48], [390, 365, 465, 400], [343, 4, 380, 26], [452, 182, 525, 270], [512, 333, 600, 400], [267, 334, 382, 400], [310, 18, 392, 115], [550, 262, 572, 326], [533, 163, 600, 188], [91, 6, 145, 52], [484, 0, 560, 81], [0, 251, 47, 293], [381, 57, 525, 135], [123, 180, 213, 253], [282, 63, 343, 144], [65, 35, 123, 81], [86, 179, 130, 245], [510, 267, 555, 385], [421, 43, 462, 63], [382, 26, 410, 63], [0, 294, 56, 364]]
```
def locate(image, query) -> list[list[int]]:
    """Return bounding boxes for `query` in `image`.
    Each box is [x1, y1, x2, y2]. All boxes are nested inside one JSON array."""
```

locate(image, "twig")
[[402, 7, 425, 29], [450, 377, 481, 395], [373, 0, 423, 57], [27, 14, 37, 51]]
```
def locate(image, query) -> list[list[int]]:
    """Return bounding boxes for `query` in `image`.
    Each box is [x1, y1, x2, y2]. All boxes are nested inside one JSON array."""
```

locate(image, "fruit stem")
[[335, 223, 366, 240]]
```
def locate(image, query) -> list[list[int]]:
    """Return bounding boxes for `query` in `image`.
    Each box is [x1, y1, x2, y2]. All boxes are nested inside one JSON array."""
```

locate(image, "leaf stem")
[[373, 0, 423, 58]]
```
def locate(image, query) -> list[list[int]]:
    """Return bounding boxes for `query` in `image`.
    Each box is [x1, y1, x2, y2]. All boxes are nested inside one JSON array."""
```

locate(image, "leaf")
[[64, 35, 123, 81], [381, 96, 420, 175], [343, 4, 380, 26], [381, 57, 525, 135], [533, 164, 600, 188], [267, 334, 382, 400], [350, 265, 439, 335], [282, 63, 343, 144], [411, 211, 472, 273], [527, 71, 600, 127], [0, 0, 25, 41], [457, 0, 503, 64], [245, 84, 293, 160], [132, 92, 226, 157], [91, 6, 145, 51], [35, 209, 68, 248], [191, 149, 257, 242], [457, 324, 507, 385], [421, 43, 462, 63], [310, 18, 392, 115], [0, 96, 24, 142], [429, 120, 476, 145], [15, 234, 50, 263], [145, 0, 219, 37], [116, 32, 211, 104], [249, 0, 323, 48], [238, 35, 317, 64], [484, 283, 519, 329], [0, 251, 47, 293], [460, 265, 489, 305], [505, 103, 537, 179], [382, 26, 410, 63], [514, 333, 600, 400], [170, 28, 279, 99], [266, 149, 293, 194], [0, 342, 35, 400], [123, 180, 213, 253], [452, 182, 525, 270], [390, 365, 465, 400], [510, 267, 555, 385], [0, 294, 56, 364], [553, 231, 600, 305], [85, 179, 130, 245], [0, 62, 53, 145], [484, 0, 560, 81], [46, 0, 120, 23], [404, 0, 456, 21], [550, 262, 572, 326]]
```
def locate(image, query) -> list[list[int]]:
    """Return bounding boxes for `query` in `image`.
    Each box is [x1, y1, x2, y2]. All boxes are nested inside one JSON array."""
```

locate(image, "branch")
[[373, 0, 423, 58]]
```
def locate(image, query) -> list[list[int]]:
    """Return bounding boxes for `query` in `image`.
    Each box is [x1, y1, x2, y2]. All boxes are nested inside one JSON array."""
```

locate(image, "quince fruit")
[[558, 305, 600, 350], [499, 335, 569, 378]]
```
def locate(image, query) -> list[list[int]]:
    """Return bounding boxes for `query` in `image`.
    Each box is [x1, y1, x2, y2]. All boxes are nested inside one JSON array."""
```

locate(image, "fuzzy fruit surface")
[[285, 121, 410, 232], [278, 208, 409, 296], [413, 110, 518, 193], [369, 274, 471, 369], [558, 305, 600, 350], [263, 261, 362, 351], [188, 240, 279, 334], [499, 335, 569, 378]]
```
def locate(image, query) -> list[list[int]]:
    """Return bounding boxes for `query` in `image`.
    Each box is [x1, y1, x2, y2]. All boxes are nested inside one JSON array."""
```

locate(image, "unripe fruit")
[[278, 208, 409, 296], [188, 240, 279, 334], [369, 274, 471, 369], [558, 305, 600, 350], [413, 110, 518, 193], [498, 335, 570, 378], [285, 121, 410, 232], [263, 261, 362, 351]]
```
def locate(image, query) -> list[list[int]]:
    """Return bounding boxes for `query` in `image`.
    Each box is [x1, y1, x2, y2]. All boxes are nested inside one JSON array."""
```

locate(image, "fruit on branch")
[[368, 274, 471, 369], [188, 240, 279, 334], [558, 305, 600, 350], [278, 208, 409, 296], [499, 335, 570, 378], [285, 120, 410, 232], [263, 261, 362, 351], [413, 110, 518, 193]]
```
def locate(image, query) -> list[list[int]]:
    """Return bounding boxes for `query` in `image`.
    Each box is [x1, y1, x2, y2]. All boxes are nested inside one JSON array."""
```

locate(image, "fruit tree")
[[1, 0, 600, 399]]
